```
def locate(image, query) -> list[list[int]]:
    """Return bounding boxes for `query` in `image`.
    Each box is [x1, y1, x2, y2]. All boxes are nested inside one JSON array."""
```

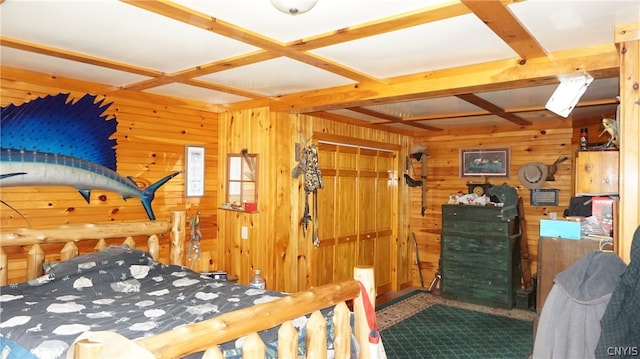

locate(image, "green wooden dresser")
[[441, 204, 521, 308]]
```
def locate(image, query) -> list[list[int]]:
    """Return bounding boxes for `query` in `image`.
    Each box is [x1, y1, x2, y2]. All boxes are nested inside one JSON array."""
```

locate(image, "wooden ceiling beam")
[[0, 37, 161, 78], [121, 0, 378, 82], [455, 93, 531, 125], [181, 79, 267, 100], [461, 0, 547, 60], [305, 111, 414, 136], [347, 107, 401, 122], [398, 97, 619, 123], [288, 1, 472, 50], [266, 43, 619, 113]]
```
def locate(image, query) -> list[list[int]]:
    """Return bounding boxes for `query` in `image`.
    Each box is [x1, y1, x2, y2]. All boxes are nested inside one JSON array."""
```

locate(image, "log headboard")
[[0, 210, 186, 286], [0, 209, 379, 358]]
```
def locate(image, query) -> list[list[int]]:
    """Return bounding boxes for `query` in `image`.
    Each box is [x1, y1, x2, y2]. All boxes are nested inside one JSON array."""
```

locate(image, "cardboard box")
[[540, 219, 582, 240], [591, 196, 614, 236]]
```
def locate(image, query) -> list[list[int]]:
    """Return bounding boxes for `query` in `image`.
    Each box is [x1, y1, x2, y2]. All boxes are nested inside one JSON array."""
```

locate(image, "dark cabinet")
[[441, 204, 521, 308]]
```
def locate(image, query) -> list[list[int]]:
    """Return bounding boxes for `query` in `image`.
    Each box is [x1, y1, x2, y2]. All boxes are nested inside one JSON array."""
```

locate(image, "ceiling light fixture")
[[270, 0, 318, 15], [545, 72, 594, 118]]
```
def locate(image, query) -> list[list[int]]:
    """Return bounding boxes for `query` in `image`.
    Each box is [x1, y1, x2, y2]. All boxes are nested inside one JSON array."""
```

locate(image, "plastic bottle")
[[580, 128, 589, 150], [249, 269, 265, 289]]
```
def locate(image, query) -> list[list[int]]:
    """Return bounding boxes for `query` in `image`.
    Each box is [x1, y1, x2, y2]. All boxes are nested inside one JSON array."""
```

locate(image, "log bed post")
[[170, 210, 185, 265], [353, 266, 375, 359], [61, 242, 79, 261], [27, 244, 45, 280], [0, 247, 7, 286]]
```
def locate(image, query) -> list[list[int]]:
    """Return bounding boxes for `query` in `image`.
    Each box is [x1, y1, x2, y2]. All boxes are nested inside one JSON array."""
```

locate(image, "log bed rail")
[[0, 210, 376, 359], [0, 211, 185, 286]]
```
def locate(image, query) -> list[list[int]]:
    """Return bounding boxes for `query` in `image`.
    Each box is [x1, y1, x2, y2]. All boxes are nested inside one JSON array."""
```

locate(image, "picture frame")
[[459, 147, 510, 178], [185, 145, 205, 197]]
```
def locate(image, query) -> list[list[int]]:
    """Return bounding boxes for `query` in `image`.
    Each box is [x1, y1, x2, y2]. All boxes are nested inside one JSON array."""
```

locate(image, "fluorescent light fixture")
[[270, 0, 318, 15], [545, 73, 594, 118]]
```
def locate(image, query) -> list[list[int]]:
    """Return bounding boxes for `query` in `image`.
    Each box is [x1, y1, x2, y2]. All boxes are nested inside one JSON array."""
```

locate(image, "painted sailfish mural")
[[0, 93, 182, 220]]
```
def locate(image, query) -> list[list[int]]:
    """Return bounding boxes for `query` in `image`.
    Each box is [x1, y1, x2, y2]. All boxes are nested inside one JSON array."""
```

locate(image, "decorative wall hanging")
[[292, 135, 323, 247], [460, 147, 510, 178], [530, 188, 560, 206], [0, 93, 182, 220], [185, 145, 205, 198]]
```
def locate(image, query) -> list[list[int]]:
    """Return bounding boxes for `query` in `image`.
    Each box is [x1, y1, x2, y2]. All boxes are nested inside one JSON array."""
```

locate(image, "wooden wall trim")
[[616, 23, 640, 263]]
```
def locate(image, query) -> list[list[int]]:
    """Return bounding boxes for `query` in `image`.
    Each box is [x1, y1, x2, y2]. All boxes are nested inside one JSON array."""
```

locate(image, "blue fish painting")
[[0, 93, 182, 220]]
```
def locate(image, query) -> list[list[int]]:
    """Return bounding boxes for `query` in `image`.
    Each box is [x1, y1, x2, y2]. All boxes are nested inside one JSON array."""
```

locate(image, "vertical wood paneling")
[[412, 120, 609, 289], [616, 29, 640, 263], [216, 109, 412, 292], [1, 67, 219, 283], [297, 118, 413, 292]]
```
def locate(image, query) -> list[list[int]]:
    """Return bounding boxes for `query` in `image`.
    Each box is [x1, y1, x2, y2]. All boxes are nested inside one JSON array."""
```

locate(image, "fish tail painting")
[[0, 93, 182, 220]]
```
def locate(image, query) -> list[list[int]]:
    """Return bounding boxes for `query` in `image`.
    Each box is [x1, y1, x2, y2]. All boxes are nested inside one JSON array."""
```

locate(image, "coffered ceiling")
[[1, 0, 637, 134]]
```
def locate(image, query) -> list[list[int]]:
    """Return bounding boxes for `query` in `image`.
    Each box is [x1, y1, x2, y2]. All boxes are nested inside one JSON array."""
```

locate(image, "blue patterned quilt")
[[0, 246, 341, 359]]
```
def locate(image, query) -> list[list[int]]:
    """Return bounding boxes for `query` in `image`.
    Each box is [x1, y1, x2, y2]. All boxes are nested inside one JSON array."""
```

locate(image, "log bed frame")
[[0, 211, 377, 359]]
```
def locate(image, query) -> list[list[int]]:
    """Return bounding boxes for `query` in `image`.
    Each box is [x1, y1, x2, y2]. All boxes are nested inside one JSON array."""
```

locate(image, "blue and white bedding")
[[0, 246, 341, 359]]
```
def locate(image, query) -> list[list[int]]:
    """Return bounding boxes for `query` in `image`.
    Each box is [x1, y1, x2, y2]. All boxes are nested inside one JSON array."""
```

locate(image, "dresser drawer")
[[442, 264, 509, 287], [442, 280, 511, 306], [442, 204, 503, 222], [441, 246, 511, 271], [442, 220, 510, 236], [442, 233, 514, 253]]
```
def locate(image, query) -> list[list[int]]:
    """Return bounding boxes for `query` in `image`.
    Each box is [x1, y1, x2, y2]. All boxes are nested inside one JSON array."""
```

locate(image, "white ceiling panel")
[[0, 47, 151, 86], [570, 104, 619, 121], [144, 83, 251, 105], [312, 13, 518, 78], [0, 0, 259, 73], [366, 97, 484, 118], [330, 109, 380, 121], [196, 57, 356, 96], [417, 115, 514, 130], [509, 0, 640, 52], [173, 0, 446, 43], [477, 85, 556, 110], [0, 0, 629, 133]]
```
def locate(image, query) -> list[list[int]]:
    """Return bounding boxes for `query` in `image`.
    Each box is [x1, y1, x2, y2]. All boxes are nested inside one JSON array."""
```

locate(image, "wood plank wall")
[[411, 118, 608, 289], [217, 108, 413, 293], [1, 67, 219, 283], [297, 118, 414, 292]]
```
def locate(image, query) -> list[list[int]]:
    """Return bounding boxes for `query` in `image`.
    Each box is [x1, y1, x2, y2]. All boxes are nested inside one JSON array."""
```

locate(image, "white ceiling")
[[1, 0, 637, 134]]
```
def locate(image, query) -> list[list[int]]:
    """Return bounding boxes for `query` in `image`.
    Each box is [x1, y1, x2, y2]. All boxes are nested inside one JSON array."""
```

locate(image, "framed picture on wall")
[[185, 145, 205, 197], [460, 147, 510, 177]]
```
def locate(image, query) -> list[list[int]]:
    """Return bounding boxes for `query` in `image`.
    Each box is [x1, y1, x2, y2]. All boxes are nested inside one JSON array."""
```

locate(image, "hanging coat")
[[595, 226, 640, 358], [533, 250, 627, 359]]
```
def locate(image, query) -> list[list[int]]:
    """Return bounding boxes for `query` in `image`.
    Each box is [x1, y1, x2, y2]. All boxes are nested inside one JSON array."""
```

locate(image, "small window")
[[226, 153, 258, 210]]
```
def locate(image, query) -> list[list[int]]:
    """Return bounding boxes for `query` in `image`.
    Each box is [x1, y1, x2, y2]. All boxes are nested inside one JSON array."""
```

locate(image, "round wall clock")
[[467, 183, 492, 196]]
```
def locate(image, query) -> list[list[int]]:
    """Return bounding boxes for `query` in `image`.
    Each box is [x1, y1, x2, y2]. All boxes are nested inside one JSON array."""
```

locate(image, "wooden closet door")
[[375, 151, 394, 293], [313, 143, 337, 286], [358, 149, 378, 267], [335, 146, 358, 282]]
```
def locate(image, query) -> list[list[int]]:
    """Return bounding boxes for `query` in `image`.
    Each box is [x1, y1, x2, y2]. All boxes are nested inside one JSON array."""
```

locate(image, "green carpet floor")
[[380, 303, 533, 359]]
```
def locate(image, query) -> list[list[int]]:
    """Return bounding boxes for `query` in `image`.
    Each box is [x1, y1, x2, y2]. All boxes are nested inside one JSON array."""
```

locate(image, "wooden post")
[[74, 339, 103, 359], [353, 266, 375, 359], [306, 310, 328, 359], [615, 22, 640, 264], [60, 242, 79, 261], [241, 333, 265, 358], [148, 234, 160, 261], [277, 321, 298, 359], [170, 210, 186, 265], [0, 247, 8, 286], [123, 236, 136, 249], [95, 239, 107, 252], [333, 301, 351, 359], [27, 244, 45, 280]]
